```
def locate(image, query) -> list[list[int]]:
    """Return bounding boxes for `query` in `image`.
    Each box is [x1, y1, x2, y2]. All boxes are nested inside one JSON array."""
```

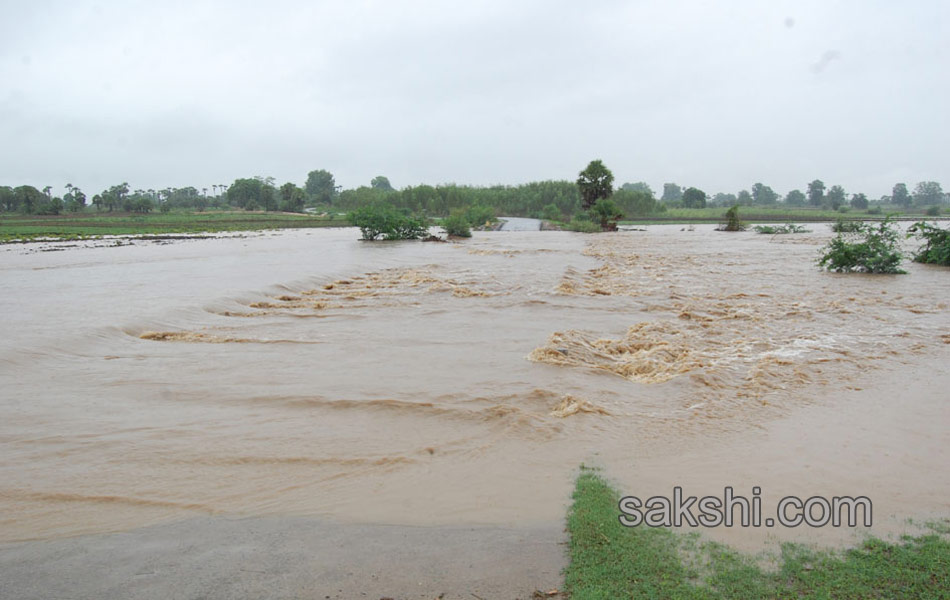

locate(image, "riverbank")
[[0, 210, 348, 243]]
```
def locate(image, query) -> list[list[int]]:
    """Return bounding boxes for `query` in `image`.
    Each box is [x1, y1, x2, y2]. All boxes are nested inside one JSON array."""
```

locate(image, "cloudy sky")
[[1, 1, 946, 198]]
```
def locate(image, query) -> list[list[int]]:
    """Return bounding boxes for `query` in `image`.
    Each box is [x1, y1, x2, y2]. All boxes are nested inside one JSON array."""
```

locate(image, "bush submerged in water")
[[908, 221, 950, 266], [818, 218, 905, 274], [441, 210, 472, 237], [753, 223, 810, 234], [347, 204, 430, 240], [717, 205, 746, 231]]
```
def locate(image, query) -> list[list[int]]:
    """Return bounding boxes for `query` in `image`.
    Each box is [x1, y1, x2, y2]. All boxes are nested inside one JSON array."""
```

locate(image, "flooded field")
[[1, 225, 947, 551]]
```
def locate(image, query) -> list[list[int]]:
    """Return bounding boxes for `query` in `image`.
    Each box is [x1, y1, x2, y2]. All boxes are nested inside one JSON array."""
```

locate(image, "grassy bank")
[[620, 206, 944, 225], [564, 469, 949, 599], [0, 211, 349, 243]]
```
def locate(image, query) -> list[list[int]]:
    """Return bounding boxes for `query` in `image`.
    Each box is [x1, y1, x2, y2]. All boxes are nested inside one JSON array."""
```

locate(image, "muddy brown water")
[[1, 225, 947, 552]]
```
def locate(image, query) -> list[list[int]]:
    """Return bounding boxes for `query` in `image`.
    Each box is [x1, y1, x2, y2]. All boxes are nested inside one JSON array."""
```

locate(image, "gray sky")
[[1, 0, 947, 198]]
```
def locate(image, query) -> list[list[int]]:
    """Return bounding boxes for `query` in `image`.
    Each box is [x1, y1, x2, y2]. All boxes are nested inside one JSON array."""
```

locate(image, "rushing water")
[[1, 225, 948, 550]]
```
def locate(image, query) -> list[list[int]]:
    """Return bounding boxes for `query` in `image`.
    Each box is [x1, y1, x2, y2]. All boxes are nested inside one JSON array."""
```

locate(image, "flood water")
[[1, 225, 948, 551]]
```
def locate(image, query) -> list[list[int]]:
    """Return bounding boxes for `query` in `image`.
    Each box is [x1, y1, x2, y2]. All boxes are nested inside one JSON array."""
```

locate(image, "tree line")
[[2, 167, 946, 219]]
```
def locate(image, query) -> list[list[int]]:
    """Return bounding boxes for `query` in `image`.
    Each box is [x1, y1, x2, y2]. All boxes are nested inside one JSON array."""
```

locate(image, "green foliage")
[[346, 204, 429, 240], [753, 223, 809, 234], [892, 182, 911, 207], [564, 469, 950, 599], [807, 179, 826, 206], [370, 175, 394, 192], [279, 182, 306, 212], [305, 169, 338, 204], [830, 218, 863, 233], [661, 182, 683, 203], [464, 203, 496, 226], [908, 221, 950, 266], [576, 160, 614, 210], [913, 181, 944, 206], [818, 219, 906, 273], [850, 193, 869, 210], [925, 205, 941, 217], [566, 216, 601, 233], [441, 210, 471, 237], [751, 182, 779, 205], [541, 203, 562, 222], [718, 205, 746, 231], [785, 189, 806, 206], [827, 185, 847, 209], [613, 189, 659, 216], [589, 198, 623, 231], [620, 181, 653, 196], [867, 206, 883, 215], [681, 187, 707, 209]]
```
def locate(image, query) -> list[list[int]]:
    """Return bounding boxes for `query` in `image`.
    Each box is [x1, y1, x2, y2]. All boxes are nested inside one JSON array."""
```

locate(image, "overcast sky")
[[1, 1, 947, 198]]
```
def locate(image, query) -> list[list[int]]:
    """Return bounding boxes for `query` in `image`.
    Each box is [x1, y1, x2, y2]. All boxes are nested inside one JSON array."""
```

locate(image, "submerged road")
[[498, 217, 542, 231]]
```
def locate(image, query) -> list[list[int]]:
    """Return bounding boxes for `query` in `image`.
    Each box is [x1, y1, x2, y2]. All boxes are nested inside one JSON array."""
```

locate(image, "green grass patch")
[[0, 211, 348, 242], [564, 469, 949, 599]]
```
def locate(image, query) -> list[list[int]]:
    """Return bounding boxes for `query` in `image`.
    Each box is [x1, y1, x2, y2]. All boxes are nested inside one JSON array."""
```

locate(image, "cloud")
[[0, 0, 947, 197]]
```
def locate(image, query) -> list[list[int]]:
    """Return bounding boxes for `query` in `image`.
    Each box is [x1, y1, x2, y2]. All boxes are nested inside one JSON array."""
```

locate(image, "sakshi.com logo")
[[618, 487, 872, 528]]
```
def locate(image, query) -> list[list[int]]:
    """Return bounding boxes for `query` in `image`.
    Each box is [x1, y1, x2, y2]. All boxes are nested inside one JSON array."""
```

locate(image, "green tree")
[[370, 176, 394, 192], [661, 183, 683, 203], [305, 169, 338, 204], [590, 198, 623, 231], [850, 193, 869, 210], [14, 185, 45, 214], [621, 182, 654, 197], [751, 183, 778, 205], [736, 190, 753, 206], [711, 192, 737, 207], [681, 187, 707, 208], [785, 189, 806, 206], [891, 183, 911, 207], [807, 180, 826, 206], [613, 189, 657, 216], [279, 182, 306, 212], [913, 181, 944, 206], [0, 186, 16, 211], [826, 185, 846, 209], [227, 178, 264, 209], [577, 160, 614, 210]]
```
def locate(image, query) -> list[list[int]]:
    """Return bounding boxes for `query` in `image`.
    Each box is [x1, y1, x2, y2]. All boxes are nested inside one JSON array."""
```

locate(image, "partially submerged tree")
[[717, 205, 746, 231], [590, 198, 623, 231], [818, 219, 905, 274], [577, 160, 614, 210]]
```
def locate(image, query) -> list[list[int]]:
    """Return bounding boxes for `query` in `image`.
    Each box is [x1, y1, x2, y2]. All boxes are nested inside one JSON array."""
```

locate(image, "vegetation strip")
[[564, 469, 949, 599]]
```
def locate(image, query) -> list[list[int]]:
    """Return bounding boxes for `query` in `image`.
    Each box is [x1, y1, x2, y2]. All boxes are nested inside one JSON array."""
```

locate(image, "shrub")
[[347, 204, 430, 240], [717, 205, 746, 231], [867, 206, 882, 215], [908, 221, 950, 266], [838, 206, 851, 213], [925, 206, 941, 217], [464, 203, 495, 227], [441, 210, 472, 238], [541, 203, 562, 222], [589, 198, 623, 231], [818, 218, 905, 274], [754, 223, 809, 234], [830, 218, 863, 233]]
